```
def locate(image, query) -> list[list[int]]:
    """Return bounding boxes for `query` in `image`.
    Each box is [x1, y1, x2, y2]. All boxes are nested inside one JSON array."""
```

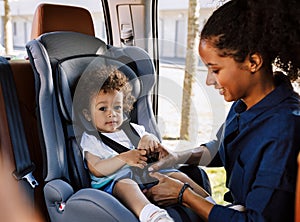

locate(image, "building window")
[[13, 22, 17, 36], [175, 19, 186, 58], [24, 22, 28, 43]]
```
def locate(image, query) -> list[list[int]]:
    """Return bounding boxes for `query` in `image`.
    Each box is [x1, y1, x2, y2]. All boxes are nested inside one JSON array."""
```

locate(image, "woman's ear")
[[249, 53, 263, 74], [82, 109, 91, 121]]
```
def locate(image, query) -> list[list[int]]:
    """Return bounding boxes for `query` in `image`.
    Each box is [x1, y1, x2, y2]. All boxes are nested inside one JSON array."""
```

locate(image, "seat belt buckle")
[[13, 164, 39, 188], [22, 171, 39, 188]]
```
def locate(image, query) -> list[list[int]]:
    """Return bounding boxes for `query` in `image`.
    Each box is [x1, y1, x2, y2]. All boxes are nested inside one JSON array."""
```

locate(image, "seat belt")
[[98, 118, 140, 153], [98, 119, 159, 186], [0, 57, 38, 202], [119, 118, 141, 147], [98, 118, 158, 164]]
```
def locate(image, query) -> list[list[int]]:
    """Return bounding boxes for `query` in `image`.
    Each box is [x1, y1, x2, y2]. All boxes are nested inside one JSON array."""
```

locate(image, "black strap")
[[0, 57, 38, 196], [119, 118, 141, 148], [98, 119, 141, 154], [98, 133, 131, 153], [98, 119, 160, 185]]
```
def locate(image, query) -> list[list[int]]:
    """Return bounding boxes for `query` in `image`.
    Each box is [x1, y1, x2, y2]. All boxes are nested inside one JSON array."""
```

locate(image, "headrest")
[[30, 3, 95, 40], [33, 31, 107, 61]]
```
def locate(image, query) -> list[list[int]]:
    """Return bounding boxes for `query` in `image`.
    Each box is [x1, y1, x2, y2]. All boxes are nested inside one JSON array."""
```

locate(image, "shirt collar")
[[233, 74, 297, 124]]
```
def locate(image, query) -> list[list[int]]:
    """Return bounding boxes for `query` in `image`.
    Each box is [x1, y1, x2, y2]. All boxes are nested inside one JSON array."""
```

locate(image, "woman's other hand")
[[144, 172, 183, 206]]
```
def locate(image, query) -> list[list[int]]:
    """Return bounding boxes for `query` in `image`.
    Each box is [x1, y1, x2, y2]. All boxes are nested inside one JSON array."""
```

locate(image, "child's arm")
[[85, 149, 148, 177], [138, 134, 173, 163]]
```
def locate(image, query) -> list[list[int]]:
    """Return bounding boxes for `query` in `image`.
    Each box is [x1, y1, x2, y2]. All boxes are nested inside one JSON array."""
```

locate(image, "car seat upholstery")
[[26, 30, 138, 222]]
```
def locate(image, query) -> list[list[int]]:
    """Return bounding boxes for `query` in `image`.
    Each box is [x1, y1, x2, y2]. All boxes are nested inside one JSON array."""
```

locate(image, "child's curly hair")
[[76, 65, 136, 115]]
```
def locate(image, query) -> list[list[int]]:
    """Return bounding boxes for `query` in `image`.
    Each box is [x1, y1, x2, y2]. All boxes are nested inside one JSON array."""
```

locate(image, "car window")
[[157, 0, 229, 150], [0, 0, 106, 59]]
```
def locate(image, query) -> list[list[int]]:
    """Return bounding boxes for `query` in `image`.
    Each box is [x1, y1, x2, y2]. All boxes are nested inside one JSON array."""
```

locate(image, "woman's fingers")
[[146, 172, 183, 206], [148, 153, 177, 171], [149, 171, 169, 180]]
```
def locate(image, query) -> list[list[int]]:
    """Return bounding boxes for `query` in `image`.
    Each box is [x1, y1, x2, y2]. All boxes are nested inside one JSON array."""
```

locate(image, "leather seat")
[[0, 56, 47, 219], [30, 3, 95, 39], [0, 4, 98, 221]]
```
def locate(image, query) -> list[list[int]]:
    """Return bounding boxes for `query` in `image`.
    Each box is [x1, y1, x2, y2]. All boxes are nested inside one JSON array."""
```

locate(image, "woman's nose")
[[206, 71, 216, 86]]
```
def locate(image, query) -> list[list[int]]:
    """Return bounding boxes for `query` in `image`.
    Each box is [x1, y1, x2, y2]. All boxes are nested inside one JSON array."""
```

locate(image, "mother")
[[146, 0, 300, 221]]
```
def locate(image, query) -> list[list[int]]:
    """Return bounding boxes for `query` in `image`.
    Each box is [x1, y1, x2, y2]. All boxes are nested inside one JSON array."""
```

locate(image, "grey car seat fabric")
[[25, 31, 205, 222]]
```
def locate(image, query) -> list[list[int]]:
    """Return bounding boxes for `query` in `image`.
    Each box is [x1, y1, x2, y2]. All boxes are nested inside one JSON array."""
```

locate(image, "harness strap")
[[98, 119, 159, 185], [119, 118, 141, 148], [0, 57, 38, 199], [98, 119, 141, 153], [98, 133, 130, 153]]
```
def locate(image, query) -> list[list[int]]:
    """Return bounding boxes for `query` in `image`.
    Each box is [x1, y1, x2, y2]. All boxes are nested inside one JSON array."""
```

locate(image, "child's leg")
[[166, 171, 210, 198], [113, 178, 149, 216], [113, 178, 174, 222]]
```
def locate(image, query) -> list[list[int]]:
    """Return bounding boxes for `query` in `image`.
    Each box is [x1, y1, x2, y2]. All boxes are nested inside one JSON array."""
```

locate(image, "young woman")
[[145, 0, 300, 221]]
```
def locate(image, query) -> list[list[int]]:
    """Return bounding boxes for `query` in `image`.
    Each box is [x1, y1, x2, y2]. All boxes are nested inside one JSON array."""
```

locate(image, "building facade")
[[0, 0, 217, 58]]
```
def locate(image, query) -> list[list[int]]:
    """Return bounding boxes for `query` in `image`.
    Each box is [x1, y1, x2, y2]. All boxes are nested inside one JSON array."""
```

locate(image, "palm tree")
[[180, 0, 200, 140], [3, 0, 13, 55]]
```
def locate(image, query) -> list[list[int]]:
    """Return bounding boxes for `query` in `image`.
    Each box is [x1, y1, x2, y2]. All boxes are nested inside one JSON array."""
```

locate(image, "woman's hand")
[[148, 146, 209, 171], [119, 149, 148, 169], [144, 172, 183, 206], [148, 147, 181, 171]]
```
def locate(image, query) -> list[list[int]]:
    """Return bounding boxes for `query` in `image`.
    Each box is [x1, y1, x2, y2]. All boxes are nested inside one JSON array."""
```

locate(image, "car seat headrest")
[[31, 3, 95, 40], [34, 31, 107, 61]]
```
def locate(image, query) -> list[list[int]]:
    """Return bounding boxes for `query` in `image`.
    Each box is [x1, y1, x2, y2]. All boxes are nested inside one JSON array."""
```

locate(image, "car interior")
[[0, 1, 299, 222], [0, 2, 210, 222]]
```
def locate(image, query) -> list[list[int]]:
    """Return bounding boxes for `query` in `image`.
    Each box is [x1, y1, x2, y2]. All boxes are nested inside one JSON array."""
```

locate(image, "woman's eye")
[[212, 70, 219, 74], [99, 107, 107, 111]]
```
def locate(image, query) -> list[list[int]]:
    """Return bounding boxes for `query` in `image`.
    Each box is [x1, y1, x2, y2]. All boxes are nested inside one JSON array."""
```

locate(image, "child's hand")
[[119, 149, 148, 169], [138, 134, 159, 154]]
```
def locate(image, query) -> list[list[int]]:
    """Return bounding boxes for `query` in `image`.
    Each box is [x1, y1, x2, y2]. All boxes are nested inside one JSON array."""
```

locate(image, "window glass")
[[0, 0, 106, 59], [157, 0, 231, 206], [157, 0, 229, 150]]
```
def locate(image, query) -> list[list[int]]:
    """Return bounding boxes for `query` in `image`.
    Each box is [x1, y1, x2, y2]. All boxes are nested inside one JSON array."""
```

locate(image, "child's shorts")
[[102, 167, 178, 194]]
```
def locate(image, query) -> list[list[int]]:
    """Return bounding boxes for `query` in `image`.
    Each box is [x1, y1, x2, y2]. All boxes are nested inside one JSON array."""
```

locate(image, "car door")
[[101, 0, 160, 117]]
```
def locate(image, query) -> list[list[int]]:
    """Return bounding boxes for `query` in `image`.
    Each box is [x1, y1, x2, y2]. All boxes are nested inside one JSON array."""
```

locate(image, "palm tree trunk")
[[3, 0, 13, 55]]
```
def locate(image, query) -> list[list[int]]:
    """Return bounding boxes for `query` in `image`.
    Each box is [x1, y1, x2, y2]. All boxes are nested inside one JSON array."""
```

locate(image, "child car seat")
[[26, 30, 206, 221]]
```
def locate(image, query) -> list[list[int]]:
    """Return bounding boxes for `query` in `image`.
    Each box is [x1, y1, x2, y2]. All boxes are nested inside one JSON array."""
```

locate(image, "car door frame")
[[100, 0, 159, 117]]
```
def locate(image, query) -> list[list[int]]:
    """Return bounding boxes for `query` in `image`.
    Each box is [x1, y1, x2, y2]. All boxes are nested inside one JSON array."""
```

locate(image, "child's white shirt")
[[80, 123, 149, 188]]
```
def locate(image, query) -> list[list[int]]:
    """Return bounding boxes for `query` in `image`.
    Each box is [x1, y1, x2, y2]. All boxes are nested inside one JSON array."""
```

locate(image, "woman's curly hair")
[[76, 64, 136, 115], [201, 0, 300, 80]]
